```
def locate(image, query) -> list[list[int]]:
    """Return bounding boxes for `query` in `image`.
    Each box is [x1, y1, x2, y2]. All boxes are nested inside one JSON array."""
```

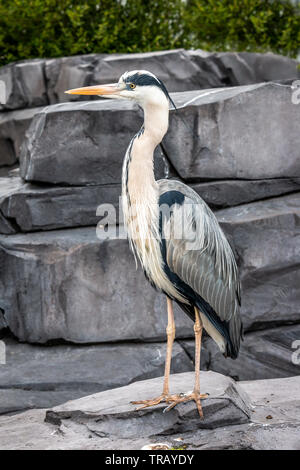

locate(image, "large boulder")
[[165, 83, 300, 181], [20, 100, 170, 185], [0, 226, 194, 343], [0, 108, 41, 166]]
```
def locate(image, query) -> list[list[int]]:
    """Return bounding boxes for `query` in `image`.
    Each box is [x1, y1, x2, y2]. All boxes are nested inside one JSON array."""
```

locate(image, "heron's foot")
[[165, 391, 209, 418], [131, 394, 171, 411]]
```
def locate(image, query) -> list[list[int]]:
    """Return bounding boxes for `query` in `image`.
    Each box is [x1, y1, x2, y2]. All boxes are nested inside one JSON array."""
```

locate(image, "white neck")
[[122, 100, 169, 203]]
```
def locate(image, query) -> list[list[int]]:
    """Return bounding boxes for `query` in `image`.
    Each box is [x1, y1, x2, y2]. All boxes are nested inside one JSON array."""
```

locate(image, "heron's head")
[[65, 70, 175, 109]]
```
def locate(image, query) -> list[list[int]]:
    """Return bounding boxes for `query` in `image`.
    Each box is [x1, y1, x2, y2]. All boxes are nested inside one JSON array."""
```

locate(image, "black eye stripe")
[[124, 73, 176, 108]]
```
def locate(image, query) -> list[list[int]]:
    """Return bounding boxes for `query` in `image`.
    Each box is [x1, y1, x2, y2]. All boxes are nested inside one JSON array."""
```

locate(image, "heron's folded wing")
[[160, 188, 241, 351]]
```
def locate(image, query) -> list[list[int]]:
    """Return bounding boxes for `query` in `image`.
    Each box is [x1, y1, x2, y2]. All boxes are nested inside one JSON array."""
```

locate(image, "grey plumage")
[[158, 179, 242, 358]]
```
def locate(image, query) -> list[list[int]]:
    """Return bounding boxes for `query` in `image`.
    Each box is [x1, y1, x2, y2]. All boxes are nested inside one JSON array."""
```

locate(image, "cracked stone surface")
[[0, 373, 299, 450]]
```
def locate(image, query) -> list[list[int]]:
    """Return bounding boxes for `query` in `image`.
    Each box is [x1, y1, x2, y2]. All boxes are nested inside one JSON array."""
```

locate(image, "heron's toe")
[[131, 394, 169, 410], [164, 391, 209, 418]]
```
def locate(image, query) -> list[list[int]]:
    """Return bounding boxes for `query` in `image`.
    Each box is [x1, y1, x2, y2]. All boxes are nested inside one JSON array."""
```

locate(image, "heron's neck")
[[124, 103, 169, 200]]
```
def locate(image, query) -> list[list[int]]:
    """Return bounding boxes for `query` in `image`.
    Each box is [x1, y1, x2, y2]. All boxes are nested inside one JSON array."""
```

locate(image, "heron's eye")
[[129, 83, 136, 89]]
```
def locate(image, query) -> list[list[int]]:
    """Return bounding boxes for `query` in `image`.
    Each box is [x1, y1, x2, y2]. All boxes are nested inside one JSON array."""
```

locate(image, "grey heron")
[[66, 71, 242, 418]]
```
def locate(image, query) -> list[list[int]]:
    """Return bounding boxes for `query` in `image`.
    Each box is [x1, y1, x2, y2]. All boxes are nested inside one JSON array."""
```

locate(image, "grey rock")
[[0, 226, 194, 343], [1, 175, 299, 234], [0, 107, 42, 166], [20, 100, 172, 185], [164, 83, 300, 181], [20, 84, 300, 186], [181, 324, 300, 381], [191, 178, 300, 209], [206, 51, 300, 86], [45, 54, 103, 105], [0, 59, 48, 111], [0, 176, 121, 232], [46, 371, 251, 437], [0, 336, 192, 414], [239, 51, 300, 83], [1, 50, 299, 110], [217, 193, 300, 331], [0, 194, 299, 342]]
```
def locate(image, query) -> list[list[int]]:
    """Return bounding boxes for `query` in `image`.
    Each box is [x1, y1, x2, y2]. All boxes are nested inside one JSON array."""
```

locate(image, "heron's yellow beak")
[[65, 83, 121, 96]]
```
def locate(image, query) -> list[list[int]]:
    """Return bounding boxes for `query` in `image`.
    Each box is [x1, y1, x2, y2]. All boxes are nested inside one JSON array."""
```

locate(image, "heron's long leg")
[[162, 297, 175, 395], [131, 297, 175, 409], [165, 307, 208, 418]]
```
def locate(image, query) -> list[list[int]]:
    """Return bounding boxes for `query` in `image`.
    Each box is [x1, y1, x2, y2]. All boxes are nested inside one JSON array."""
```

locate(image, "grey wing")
[[158, 179, 242, 358]]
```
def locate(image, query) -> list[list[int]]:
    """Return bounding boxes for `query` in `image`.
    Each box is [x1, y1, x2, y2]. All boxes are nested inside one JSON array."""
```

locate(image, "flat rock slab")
[[165, 83, 300, 181], [1, 175, 300, 234], [46, 371, 251, 437], [181, 324, 300, 381], [0, 176, 122, 233], [191, 178, 300, 209], [0, 336, 192, 414]]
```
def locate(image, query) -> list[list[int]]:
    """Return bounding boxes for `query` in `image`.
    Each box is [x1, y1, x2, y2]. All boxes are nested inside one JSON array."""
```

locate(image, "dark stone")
[[20, 84, 300, 186]]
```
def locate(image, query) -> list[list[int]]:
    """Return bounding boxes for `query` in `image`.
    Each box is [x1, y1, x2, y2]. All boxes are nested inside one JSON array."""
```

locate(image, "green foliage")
[[186, 0, 300, 57], [0, 0, 299, 66]]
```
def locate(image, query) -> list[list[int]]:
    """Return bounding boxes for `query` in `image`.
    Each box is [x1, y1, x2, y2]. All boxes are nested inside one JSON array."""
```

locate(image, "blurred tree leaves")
[[0, 0, 299, 66]]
